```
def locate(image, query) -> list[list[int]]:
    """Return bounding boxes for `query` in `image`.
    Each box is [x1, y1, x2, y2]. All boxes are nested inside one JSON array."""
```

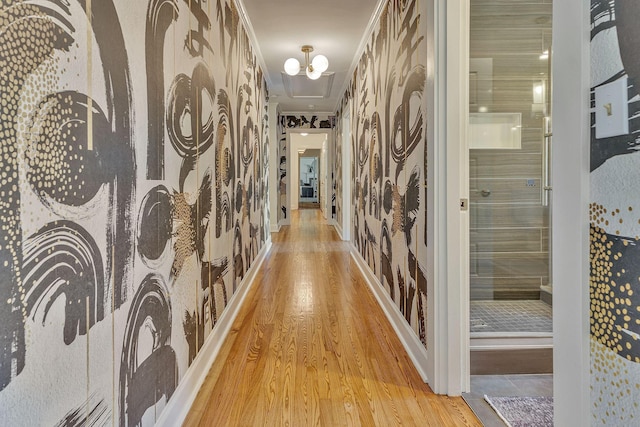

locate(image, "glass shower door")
[[468, 0, 553, 338]]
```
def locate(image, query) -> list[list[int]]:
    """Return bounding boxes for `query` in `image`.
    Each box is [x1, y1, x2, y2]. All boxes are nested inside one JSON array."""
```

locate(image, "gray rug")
[[484, 395, 553, 427]]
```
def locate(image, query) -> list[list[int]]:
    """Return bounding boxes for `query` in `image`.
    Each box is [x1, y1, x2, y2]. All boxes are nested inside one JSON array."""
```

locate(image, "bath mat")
[[484, 395, 553, 427]]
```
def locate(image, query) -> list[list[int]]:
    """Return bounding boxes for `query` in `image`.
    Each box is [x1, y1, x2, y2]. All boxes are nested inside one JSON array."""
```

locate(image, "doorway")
[[467, 0, 553, 373], [288, 131, 329, 216], [462, 1, 554, 423], [299, 153, 319, 207]]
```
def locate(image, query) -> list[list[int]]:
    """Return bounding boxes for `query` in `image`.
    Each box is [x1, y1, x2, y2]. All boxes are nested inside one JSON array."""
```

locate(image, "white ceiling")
[[238, 0, 385, 113]]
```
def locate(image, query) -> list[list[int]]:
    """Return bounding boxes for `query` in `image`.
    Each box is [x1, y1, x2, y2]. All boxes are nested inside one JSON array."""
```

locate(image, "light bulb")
[[306, 66, 322, 80], [311, 55, 329, 73], [284, 58, 301, 76]]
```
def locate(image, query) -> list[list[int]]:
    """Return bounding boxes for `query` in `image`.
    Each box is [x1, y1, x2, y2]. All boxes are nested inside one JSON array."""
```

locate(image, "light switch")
[[595, 76, 629, 139]]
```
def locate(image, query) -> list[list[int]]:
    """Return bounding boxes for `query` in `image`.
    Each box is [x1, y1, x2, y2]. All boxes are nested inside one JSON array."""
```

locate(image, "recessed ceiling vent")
[[282, 72, 335, 99]]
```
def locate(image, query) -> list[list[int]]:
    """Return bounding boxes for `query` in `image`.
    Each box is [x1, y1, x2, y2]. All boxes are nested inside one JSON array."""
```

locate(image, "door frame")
[[286, 128, 332, 219], [551, 0, 591, 424], [436, 0, 591, 420], [429, 0, 470, 395], [268, 102, 281, 232], [339, 108, 351, 241]]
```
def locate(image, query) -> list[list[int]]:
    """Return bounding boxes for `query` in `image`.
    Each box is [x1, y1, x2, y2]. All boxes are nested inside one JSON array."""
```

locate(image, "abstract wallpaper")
[[591, 0, 640, 423], [340, 0, 428, 347], [0, 0, 268, 425]]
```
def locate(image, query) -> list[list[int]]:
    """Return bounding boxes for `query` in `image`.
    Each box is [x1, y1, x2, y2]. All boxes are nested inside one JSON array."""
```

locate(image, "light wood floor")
[[184, 209, 481, 426]]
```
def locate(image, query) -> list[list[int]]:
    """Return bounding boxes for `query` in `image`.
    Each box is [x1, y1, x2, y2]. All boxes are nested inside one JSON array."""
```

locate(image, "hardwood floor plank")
[[184, 209, 481, 426]]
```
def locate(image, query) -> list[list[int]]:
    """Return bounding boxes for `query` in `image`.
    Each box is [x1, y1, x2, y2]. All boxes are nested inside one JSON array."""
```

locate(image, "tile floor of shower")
[[470, 299, 552, 333], [465, 299, 553, 425]]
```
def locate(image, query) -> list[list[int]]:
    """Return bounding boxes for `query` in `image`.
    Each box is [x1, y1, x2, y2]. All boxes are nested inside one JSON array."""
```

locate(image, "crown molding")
[[235, 0, 273, 89]]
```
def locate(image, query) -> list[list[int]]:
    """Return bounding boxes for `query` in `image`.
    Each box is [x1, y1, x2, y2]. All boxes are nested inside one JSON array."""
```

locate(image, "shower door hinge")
[[460, 198, 468, 211]]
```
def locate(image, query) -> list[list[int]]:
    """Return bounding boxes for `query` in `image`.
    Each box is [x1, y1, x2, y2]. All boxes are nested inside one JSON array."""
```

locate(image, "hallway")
[[184, 209, 480, 426]]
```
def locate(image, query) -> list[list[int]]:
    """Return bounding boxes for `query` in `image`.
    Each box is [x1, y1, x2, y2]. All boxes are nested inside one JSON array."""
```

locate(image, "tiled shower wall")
[[469, 0, 552, 300]]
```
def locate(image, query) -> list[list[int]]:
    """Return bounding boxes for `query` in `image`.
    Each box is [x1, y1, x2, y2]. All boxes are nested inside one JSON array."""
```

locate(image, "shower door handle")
[[542, 117, 552, 206]]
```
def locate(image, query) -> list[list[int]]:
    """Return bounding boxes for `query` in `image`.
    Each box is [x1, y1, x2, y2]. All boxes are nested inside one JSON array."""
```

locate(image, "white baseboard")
[[349, 245, 430, 383], [270, 223, 281, 233], [156, 238, 272, 427], [334, 222, 344, 240]]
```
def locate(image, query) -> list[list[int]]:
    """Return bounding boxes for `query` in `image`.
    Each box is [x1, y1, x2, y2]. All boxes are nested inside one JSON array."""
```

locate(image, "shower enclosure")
[[468, 0, 553, 373]]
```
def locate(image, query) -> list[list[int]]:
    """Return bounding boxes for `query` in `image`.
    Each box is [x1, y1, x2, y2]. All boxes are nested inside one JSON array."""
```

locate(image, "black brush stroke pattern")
[[346, 0, 427, 347], [201, 257, 229, 328], [233, 220, 244, 291], [0, 2, 74, 390], [380, 220, 394, 300], [79, 0, 136, 311], [590, 1, 640, 171], [590, 226, 640, 361], [54, 395, 109, 427], [137, 186, 173, 267], [25, 92, 113, 209], [166, 64, 216, 192], [0, 0, 135, 390], [145, 0, 178, 180], [22, 221, 105, 345], [0, 0, 270, 422], [119, 274, 176, 426]]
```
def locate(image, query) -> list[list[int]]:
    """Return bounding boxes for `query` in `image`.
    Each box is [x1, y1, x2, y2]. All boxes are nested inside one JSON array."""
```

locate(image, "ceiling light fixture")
[[284, 45, 329, 80]]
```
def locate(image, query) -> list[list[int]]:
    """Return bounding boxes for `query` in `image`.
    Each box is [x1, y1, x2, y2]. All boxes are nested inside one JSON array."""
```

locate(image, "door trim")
[[551, 0, 591, 424], [340, 109, 351, 241], [429, 0, 470, 395], [268, 102, 281, 232], [286, 129, 332, 218]]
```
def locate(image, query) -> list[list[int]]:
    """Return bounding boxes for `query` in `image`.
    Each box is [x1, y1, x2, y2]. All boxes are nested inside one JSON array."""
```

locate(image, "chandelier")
[[283, 45, 329, 80]]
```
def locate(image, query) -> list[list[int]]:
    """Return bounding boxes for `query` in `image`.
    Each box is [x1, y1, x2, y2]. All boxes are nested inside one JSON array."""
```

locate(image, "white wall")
[[321, 140, 327, 215], [291, 149, 300, 210], [552, 0, 591, 425]]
